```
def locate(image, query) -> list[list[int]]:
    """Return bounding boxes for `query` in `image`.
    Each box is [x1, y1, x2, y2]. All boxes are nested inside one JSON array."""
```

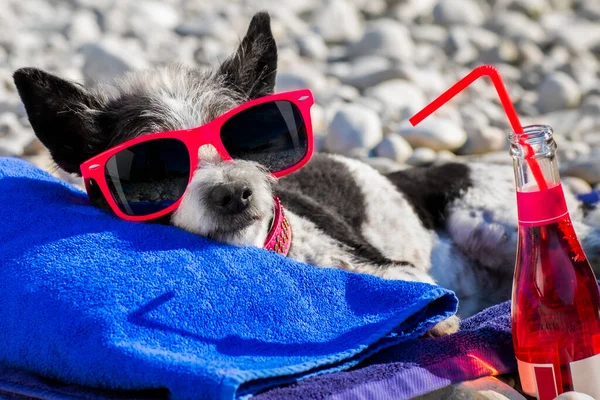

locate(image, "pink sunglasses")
[[80, 89, 315, 221]]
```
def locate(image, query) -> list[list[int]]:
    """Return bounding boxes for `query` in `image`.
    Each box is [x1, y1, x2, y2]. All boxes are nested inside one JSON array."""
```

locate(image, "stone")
[[407, 147, 437, 166], [410, 25, 448, 47], [437, 150, 457, 161], [460, 26, 500, 52], [374, 134, 413, 163], [562, 177, 592, 195], [325, 104, 383, 156], [398, 117, 468, 151], [80, 42, 141, 85], [392, 0, 437, 23], [275, 65, 328, 94], [310, 103, 327, 135], [446, 28, 479, 64], [332, 56, 406, 90], [552, 22, 600, 52], [347, 19, 415, 61], [487, 12, 546, 43], [296, 34, 328, 61], [459, 126, 506, 155], [481, 39, 520, 64], [175, 14, 237, 43], [0, 113, 32, 156], [536, 72, 582, 113], [562, 158, 600, 185], [365, 80, 426, 122], [557, 140, 591, 163], [519, 40, 545, 67], [312, 0, 363, 44], [361, 157, 405, 173], [130, 1, 179, 31], [23, 137, 46, 156], [554, 392, 594, 400], [507, 0, 549, 17], [581, 95, 600, 114], [433, 0, 485, 26], [67, 10, 101, 45]]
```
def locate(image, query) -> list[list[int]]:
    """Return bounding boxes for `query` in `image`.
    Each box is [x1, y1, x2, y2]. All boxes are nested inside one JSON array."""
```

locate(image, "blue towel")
[[256, 301, 514, 399], [0, 157, 457, 400]]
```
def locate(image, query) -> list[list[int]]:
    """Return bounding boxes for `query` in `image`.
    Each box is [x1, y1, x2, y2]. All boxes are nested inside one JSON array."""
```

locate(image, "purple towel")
[[255, 301, 515, 399]]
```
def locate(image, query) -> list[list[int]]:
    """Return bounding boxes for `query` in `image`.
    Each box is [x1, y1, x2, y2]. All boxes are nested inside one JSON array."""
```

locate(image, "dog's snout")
[[209, 184, 253, 213]]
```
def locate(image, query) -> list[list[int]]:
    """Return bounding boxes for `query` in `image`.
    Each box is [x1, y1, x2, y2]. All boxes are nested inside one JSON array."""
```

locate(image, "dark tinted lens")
[[220, 100, 308, 172], [105, 138, 190, 216]]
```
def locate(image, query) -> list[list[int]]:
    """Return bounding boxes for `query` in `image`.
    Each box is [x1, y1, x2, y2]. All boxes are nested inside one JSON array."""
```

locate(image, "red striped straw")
[[409, 65, 547, 190]]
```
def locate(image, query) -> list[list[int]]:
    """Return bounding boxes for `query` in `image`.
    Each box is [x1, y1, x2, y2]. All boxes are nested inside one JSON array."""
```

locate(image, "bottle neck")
[[510, 125, 570, 226], [509, 125, 560, 193]]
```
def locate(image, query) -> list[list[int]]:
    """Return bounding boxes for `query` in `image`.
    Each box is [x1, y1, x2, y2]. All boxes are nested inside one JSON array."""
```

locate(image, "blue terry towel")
[[0, 157, 457, 400]]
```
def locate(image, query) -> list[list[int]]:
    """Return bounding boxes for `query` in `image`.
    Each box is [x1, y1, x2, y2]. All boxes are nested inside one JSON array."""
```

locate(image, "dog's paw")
[[426, 315, 460, 337]]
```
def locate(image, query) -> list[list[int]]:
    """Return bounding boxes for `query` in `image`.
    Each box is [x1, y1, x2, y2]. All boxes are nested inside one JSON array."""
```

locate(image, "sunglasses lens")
[[104, 138, 190, 216], [220, 100, 308, 173]]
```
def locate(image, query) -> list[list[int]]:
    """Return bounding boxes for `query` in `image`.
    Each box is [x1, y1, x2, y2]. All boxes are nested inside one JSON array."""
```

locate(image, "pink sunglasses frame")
[[80, 89, 315, 222]]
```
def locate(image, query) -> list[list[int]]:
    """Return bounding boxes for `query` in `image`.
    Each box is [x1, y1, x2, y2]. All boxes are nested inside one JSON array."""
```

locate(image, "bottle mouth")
[[509, 124, 556, 160], [508, 124, 553, 144]]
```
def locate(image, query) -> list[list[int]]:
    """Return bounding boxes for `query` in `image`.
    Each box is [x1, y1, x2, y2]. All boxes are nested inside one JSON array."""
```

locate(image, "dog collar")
[[263, 197, 292, 256]]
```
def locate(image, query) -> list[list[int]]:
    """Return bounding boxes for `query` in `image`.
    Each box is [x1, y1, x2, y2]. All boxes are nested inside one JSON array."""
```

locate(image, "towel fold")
[[0, 157, 457, 400], [255, 300, 514, 399]]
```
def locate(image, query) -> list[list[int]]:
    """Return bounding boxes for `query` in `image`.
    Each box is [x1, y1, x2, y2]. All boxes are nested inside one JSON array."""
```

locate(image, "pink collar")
[[263, 197, 292, 256]]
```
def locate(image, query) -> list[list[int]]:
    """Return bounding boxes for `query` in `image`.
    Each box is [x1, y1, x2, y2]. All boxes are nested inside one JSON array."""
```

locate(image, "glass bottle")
[[511, 125, 600, 399]]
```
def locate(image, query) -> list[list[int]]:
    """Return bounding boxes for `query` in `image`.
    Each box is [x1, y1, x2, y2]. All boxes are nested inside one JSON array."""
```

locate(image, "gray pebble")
[[536, 71, 582, 113], [312, 0, 363, 44], [407, 147, 437, 166], [433, 0, 485, 26], [325, 103, 383, 156], [374, 134, 413, 163], [398, 117, 467, 151], [348, 19, 415, 61]]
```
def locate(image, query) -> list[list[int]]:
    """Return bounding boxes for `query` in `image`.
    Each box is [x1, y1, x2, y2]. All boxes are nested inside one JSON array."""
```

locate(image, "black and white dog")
[[13, 12, 600, 333]]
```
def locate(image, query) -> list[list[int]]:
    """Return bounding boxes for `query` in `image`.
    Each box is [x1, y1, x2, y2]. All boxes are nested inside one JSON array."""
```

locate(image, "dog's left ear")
[[218, 11, 277, 99]]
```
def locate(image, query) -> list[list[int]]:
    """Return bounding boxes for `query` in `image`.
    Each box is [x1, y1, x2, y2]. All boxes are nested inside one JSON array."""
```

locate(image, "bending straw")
[[409, 65, 547, 190]]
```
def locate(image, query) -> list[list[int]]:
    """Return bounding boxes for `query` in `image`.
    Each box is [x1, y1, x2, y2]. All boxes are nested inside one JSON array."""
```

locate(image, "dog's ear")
[[218, 11, 278, 99], [13, 67, 105, 174]]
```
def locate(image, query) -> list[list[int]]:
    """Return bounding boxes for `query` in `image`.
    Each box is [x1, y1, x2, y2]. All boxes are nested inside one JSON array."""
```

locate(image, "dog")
[[13, 12, 600, 335]]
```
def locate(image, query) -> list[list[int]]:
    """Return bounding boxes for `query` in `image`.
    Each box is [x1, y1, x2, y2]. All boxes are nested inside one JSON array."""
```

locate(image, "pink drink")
[[511, 127, 600, 399]]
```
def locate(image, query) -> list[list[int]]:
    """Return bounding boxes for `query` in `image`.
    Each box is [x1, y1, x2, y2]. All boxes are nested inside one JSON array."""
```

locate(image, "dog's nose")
[[209, 184, 253, 213]]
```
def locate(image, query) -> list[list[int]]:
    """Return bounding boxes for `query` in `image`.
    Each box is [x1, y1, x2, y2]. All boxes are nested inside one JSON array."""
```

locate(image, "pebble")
[[311, 0, 363, 44], [374, 134, 413, 163], [536, 72, 582, 113], [554, 392, 595, 400], [347, 19, 415, 61], [562, 158, 600, 185], [296, 34, 328, 61], [275, 65, 328, 94], [80, 42, 140, 85], [433, 0, 485, 26], [407, 147, 437, 166], [331, 56, 406, 90], [459, 126, 506, 155], [398, 117, 468, 151], [325, 104, 383, 157], [67, 10, 102, 45], [0, 112, 31, 156], [562, 176, 592, 195], [365, 79, 426, 122]]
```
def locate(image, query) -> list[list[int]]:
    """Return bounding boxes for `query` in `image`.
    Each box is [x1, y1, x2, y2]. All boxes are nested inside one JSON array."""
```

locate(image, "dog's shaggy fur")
[[13, 12, 600, 334]]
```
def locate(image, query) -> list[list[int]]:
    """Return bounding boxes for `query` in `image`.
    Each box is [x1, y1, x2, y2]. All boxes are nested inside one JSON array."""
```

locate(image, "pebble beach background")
[[1, 0, 600, 192]]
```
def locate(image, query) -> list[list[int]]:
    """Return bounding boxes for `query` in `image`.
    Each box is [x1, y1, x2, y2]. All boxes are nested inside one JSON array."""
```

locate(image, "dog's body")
[[13, 12, 600, 333]]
